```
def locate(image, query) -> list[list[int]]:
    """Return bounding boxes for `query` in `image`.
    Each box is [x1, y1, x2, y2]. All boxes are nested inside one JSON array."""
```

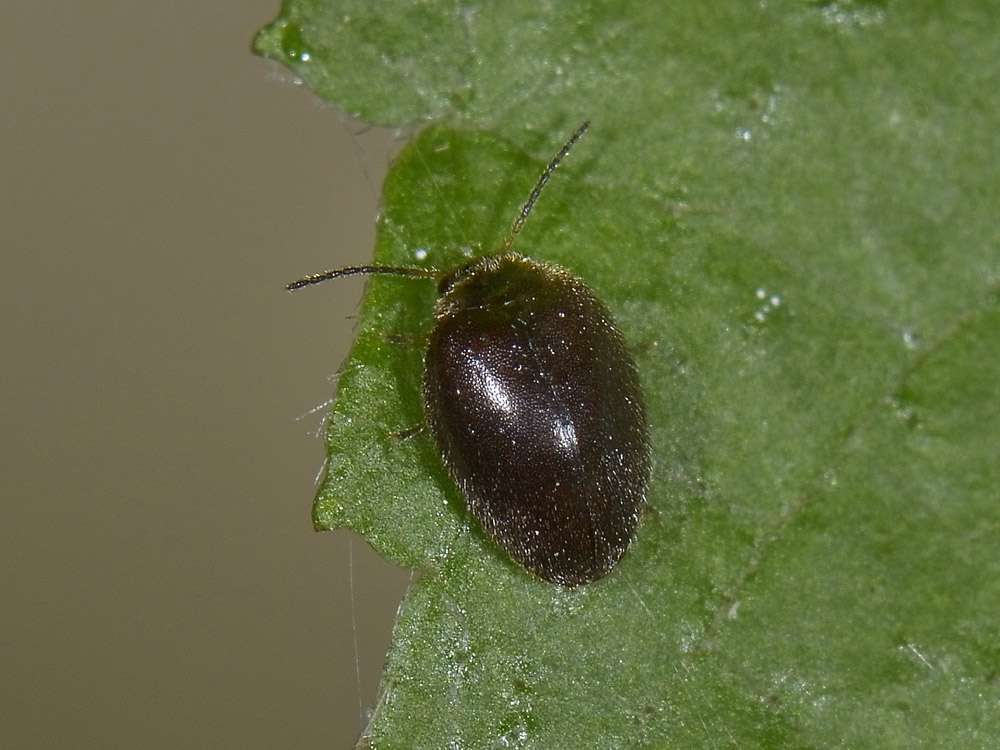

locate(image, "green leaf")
[[256, 1, 1000, 746]]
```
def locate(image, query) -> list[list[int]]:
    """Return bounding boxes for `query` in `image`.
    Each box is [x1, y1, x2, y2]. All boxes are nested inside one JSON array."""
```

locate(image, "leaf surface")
[[256, 1, 1000, 746]]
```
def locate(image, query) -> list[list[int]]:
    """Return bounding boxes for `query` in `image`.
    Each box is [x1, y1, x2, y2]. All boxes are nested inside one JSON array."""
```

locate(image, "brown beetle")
[[289, 123, 649, 585]]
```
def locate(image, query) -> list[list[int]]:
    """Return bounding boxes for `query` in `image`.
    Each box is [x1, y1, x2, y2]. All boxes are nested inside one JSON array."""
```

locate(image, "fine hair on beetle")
[[289, 122, 650, 586]]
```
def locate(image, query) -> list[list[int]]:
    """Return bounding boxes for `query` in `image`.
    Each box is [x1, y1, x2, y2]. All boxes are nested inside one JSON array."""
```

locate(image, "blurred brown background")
[[1, 2, 413, 747]]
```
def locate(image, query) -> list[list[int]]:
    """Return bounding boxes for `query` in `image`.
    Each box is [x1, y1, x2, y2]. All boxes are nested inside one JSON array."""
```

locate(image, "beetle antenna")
[[286, 265, 436, 292], [501, 120, 589, 253], [289, 122, 589, 291]]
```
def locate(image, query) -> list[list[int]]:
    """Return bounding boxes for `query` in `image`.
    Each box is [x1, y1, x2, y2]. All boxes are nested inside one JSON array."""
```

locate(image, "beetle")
[[289, 122, 649, 586]]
